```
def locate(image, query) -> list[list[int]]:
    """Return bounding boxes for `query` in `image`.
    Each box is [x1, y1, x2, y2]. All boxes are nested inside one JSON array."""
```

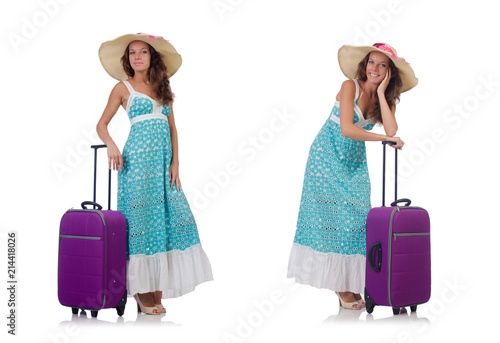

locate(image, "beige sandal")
[[336, 292, 361, 310], [155, 304, 167, 313], [354, 294, 366, 308], [134, 294, 161, 315]]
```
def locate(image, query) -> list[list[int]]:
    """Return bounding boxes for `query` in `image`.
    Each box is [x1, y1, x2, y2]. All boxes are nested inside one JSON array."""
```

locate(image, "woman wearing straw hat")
[[287, 43, 417, 310], [96, 33, 213, 315]]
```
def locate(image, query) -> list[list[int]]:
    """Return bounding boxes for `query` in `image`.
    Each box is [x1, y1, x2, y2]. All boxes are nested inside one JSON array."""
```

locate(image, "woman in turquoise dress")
[[287, 43, 417, 310], [96, 33, 213, 315]]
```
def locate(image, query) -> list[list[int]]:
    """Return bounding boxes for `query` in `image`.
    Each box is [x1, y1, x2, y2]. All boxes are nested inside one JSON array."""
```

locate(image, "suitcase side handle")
[[368, 242, 382, 272]]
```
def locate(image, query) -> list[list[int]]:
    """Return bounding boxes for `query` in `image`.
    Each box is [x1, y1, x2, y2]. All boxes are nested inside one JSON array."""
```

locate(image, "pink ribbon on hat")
[[137, 33, 168, 41], [373, 43, 408, 64]]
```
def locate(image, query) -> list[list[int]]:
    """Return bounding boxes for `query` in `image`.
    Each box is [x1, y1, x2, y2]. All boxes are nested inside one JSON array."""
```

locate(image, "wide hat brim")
[[338, 44, 418, 93], [98, 33, 182, 81]]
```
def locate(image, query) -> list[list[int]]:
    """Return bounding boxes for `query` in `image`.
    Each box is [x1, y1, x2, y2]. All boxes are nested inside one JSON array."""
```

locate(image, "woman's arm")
[[339, 80, 404, 149], [96, 82, 126, 170], [167, 102, 181, 190]]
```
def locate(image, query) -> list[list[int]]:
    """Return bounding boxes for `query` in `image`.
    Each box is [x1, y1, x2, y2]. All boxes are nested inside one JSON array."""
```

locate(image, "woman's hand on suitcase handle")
[[385, 136, 404, 150], [107, 144, 123, 171]]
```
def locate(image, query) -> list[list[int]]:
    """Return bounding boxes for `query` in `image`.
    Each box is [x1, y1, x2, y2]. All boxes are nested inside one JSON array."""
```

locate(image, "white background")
[[1, 0, 498, 342]]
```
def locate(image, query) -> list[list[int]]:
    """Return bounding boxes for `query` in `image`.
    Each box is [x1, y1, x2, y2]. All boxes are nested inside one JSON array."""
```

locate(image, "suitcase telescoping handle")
[[381, 141, 411, 207], [83, 144, 112, 211]]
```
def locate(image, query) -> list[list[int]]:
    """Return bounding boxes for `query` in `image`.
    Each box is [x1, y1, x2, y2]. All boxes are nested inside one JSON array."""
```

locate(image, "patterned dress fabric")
[[118, 80, 213, 298], [287, 79, 375, 294]]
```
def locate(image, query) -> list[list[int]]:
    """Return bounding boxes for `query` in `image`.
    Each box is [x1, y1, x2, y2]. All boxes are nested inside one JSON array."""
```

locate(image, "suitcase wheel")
[[365, 289, 376, 314], [366, 302, 375, 314], [116, 305, 125, 317], [392, 307, 400, 315], [71, 307, 79, 315], [91, 310, 98, 318], [410, 305, 417, 312]]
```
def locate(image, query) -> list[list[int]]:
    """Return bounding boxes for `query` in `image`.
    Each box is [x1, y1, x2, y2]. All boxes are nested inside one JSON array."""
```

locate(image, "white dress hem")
[[127, 243, 213, 299], [287, 243, 366, 294]]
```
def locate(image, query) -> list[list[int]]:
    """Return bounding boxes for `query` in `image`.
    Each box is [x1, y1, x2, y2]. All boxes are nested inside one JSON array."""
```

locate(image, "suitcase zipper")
[[60, 235, 102, 240], [393, 232, 430, 241]]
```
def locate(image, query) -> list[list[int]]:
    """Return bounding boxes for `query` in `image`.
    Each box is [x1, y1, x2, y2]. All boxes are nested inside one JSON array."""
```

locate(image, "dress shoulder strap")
[[352, 79, 360, 102], [122, 80, 135, 95]]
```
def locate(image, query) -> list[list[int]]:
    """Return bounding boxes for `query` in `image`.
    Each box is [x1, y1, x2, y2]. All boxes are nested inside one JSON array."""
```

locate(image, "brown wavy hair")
[[121, 42, 174, 106], [355, 52, 402, 124]]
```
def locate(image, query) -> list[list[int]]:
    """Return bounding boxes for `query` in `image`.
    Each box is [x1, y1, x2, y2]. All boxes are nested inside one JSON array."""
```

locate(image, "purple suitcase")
[[365, 142, 431, 315], [58, 145, 127, 318]]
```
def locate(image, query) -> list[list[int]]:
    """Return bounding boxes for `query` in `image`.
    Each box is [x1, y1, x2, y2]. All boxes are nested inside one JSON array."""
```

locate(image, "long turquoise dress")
[[118, 80, 213, 299], [287, 79, 375, 294]]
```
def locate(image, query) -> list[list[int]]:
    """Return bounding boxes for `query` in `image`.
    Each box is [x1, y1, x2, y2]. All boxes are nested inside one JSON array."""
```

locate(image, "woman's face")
[[128, 40, 151, 73], [366, 51, 390, 85]]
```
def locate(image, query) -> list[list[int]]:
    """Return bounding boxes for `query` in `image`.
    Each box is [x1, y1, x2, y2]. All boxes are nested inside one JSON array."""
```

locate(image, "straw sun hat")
[[338, 43, 418, 93], [98, 33, 182, 81]]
